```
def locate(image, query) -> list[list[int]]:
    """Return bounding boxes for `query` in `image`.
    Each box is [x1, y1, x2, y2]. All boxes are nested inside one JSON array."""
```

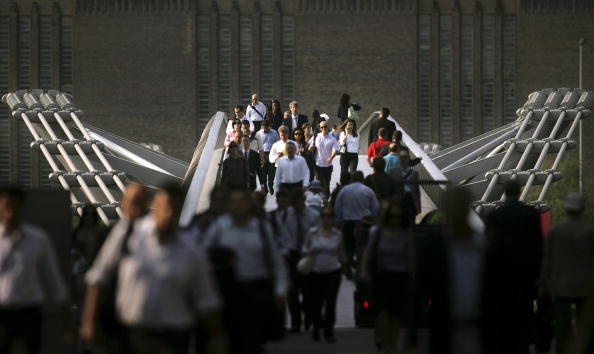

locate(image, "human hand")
[[80, 320, 95, 342], [326, 157, 333, 164]]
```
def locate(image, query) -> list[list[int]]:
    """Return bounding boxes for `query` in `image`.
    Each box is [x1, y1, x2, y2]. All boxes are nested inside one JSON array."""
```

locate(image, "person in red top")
[[367, 128, 390, 166]]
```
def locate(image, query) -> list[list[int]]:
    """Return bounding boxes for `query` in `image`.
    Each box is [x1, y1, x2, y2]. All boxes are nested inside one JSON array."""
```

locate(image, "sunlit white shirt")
[[273, 155, 311, 192]]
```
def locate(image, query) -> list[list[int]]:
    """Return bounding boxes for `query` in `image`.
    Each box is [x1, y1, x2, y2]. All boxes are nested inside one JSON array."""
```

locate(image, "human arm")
[[269, 143, 280, 164], [301, 158, 310, 188], [273, 161, 282, 193]]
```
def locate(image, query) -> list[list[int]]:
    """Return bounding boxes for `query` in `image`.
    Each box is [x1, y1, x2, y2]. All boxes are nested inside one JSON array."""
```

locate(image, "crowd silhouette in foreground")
[[0, 94, 592, 354]]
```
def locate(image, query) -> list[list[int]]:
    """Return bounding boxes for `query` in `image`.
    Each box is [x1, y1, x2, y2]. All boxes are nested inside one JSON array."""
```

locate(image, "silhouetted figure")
[[483, 180, 543, 354], [364, 157, 397, 205], [221, 141, 250, 190], [368, 107, 396, 146], [541, 192, 594, 354]]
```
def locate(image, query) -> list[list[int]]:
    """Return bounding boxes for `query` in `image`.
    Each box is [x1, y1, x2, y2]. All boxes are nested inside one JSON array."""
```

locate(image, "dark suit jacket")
[[369, 117, 397, 146], [283, 114, 308, 133], [221, 156, 249, 190], [242, 149, 262, 189]]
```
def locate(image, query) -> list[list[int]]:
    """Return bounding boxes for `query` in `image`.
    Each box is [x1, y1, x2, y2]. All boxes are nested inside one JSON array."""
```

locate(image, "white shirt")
[[339, 131, 360, 154], [303, 227, 345, 273], [308, 133, 339, 167], [269, 139, 299, 165], [200, 215, 288, 296], [274, 155, 311, 192], [226, 117, 254, 134], [0, 224, 67, 306], [85, 217, 221, 329], [246, 101, 267, 122], [278, 207, 320, 252]]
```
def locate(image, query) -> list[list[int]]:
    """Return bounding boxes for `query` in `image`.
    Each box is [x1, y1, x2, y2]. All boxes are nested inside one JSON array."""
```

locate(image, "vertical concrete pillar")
[[430, 1, 440, 143], [272, 1, 282, 100], [209, 2, 219, 113], [252, 1, 261, 94], [452, 1, 461, 144], [494, 0, 504, 128], [31, 2, 40, 188], [231, 1, 240, 107], [472, 1, 482, 136], [8, 2, 18, 184]]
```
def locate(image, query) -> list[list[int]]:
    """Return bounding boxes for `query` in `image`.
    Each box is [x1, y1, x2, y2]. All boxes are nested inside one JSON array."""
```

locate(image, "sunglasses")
[[320, 126, 328, 129]]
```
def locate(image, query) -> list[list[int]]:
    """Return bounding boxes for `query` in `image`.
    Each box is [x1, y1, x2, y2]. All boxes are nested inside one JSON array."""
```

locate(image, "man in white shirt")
[[226, 105, 254, 134], [246, 93, 267, 132], [0, 186, 67, 354], [269, 126, 298, 166], [82, 183, 225, 354], [274, 141, 310, 197], [308, 121, 339, 196]]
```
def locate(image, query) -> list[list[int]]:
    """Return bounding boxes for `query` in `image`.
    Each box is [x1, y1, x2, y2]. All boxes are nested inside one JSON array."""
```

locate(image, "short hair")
[[261, 119, 270, 127], [241, 135, 250, 142], [240, 120, 250, 127], [157, 182, 186, 214], [351, 171, 365, 183], [289, 101, 298, 107], [278, 126, 289, 134], [372, 156, 386, 172], [393, 130, 402, 142], [389, 143, 398, 153], [504, 180, 521, 200], [286, 141, 297, 149], [381, 107, 390, 117], [234, 105, 244, 112], [378, 127, 387, 138]]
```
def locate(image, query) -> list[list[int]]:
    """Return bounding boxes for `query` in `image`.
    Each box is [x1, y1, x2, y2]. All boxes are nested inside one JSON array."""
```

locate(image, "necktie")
[[283, 142, 288, 156]]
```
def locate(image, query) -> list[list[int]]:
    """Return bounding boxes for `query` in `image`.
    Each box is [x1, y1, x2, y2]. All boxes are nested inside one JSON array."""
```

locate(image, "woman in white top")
[[302, 207, 345, 343], [338, 119, 360, 175]]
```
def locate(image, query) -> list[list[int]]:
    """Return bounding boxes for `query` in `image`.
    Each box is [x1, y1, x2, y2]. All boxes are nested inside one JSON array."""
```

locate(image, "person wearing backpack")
[[361, 199, 415, 354]]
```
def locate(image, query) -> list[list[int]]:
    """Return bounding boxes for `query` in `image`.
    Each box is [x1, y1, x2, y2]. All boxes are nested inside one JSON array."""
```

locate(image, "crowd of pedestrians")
[[0, 93, 593, 354]]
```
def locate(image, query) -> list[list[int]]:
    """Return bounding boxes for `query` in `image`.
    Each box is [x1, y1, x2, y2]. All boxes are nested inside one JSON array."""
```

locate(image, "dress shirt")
[[200, 215, 288, 296], [335, 182, 380, 222], [269, 139, 299, 165], [226, 117, 254, 134], [339, 132, 360, 153], [257, 129, 280, 152], [273, 155, 310, 192], [246, 101, 267, 122], [278, 207, 320, 252], [291, 115, 299, 131], [308, 133, 339, 167], [85, 217, 221, 329], [303, 227, 345, 273], [0, 224, 67, 306]]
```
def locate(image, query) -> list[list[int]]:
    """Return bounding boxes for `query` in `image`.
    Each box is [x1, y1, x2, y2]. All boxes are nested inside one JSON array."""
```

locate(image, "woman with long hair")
[[338, 93, 350, 122], [361, 199, 414, 354], [270, 99, 284, 130], [338, 119, 360, 175], [303, 207, 345, 343], [293, 128, 306, 151]]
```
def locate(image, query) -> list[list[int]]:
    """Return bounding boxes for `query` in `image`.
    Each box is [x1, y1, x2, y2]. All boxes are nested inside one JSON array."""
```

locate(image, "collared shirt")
[[383, 153, 400, 172], [200, 215, 288, 296], [335, 182, 380, 222], [85, 217, 221, 329], [257, 129, 280, 152], [226, 117, 254, 135], [303, 227, 345, 273], [269, 139, 299, 165], [308, 133, 339, 167], [0, 224, 67, 307], [273, 155, 310, 192], [292, 115, 299, 131], [339, 132, 360, 154], [246, 101, 267, 122], [278, 206, 320, 252]]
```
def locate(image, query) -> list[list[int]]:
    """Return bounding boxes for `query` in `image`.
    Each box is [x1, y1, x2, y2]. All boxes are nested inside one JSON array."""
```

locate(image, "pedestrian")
[[387, 147, 420, 225], [334, 171, 380, 269], [308, 121, 340, 196], [293, 128, 306, 151], [269, 99, 284, 130], [368, 107, 396, 146], [330, 171, 351, 208], [224, 119, 242, 147], [280, 192, 320, 333], [83, 183, 226, 354], [361, 198, 414, 354], [367, 128, 391, 166], [383, 143, 401, 172], [241, 120, 264, 163], [540, 192, 594, 354], [287, 101, 308, 134], [337, 93, 351, 122], [256, 120, 280, 195], [269, 126, 299, 166], [241, 136, 263, 191], [380, 130, 404, 156], [330, 125, 341, 141], [483, 180, 543, 354], [201, 190, 288, 354], [338, 118, 360, 176], [273, 141, 310, 197], [364, 157, 397, 205], [227, 106, 254, 134], [246, 93, 267, 131], [0, 186, 67, 354], [300, 124, 316, 182], [305, 180, 325, 212], [221, 141, 249, 190], [303, 207, 346, 342], [267, 189, 292, 254]]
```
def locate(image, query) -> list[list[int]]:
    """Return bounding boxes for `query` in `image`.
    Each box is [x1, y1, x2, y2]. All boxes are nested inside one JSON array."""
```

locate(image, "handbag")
[[297, 255, 313, 274]]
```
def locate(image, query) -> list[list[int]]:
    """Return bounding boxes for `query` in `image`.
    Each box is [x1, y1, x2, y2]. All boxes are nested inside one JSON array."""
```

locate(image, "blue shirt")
[[334, 182, 380, 222], [257, 129, 280, 152], [383, 153, 400, 172]]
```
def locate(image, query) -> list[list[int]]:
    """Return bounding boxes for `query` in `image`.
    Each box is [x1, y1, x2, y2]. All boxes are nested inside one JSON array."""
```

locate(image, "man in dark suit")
[[286, 100, 308, 134], [369, 107, 397, 146], [241, 136, 263, 191]]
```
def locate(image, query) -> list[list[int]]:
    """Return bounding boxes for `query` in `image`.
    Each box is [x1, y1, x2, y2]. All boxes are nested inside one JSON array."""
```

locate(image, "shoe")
[[312, 330, 320, 341]]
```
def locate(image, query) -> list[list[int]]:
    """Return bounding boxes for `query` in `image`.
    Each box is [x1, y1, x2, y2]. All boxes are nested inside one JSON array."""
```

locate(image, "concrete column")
[[231, 1, 240, 107], [9, 2, 18, 184], [430, 1, 440, 143], [209, 2, 219, 113], [472, 1, 482, 136], [494, 0, 504, 128], [252, 1, 261, 94], [51, 2, 60, 89], [31, 2, 40, 188], [272, 1, 282, 100], [452, 1, 461, 144]]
